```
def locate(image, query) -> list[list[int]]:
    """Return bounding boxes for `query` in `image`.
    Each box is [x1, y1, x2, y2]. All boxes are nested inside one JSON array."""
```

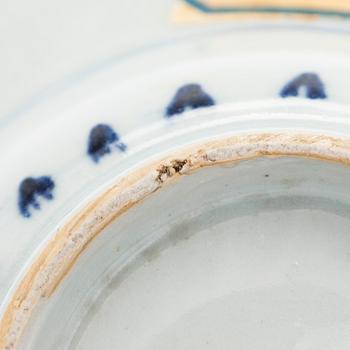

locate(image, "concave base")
[[24, 157, 350, 350]]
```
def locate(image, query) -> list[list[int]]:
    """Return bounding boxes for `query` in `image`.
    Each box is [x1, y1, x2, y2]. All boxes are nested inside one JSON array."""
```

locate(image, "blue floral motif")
[[88, 124, 126, 162], [280, 73, 327, 99], [18, 176, 55, 217], [165, 83, 215, 117]]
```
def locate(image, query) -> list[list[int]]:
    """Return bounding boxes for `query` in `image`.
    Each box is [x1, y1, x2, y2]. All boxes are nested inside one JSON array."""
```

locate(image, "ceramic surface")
[[3, 4, 350, 349]]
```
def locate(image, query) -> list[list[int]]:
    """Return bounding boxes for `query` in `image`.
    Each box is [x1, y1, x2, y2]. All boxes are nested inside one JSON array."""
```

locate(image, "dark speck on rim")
[[280, 72, 327, 99], [88, 124, 126, 162], [18, 176, 55, 218], [165, 83, 215, 117]]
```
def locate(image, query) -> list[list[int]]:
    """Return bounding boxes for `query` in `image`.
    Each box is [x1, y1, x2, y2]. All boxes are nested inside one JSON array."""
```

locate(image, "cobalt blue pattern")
[[18, 176, 55, 218], [88, 124, 126, 162], [280, 73, 327, 99], [19, 75, 330, 218], [165, 83, 215, 117]]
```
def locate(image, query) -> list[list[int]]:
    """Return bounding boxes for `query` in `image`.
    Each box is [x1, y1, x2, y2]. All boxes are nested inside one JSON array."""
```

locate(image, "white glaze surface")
[[3, 31, 350, 308], [20, 157, 350, 349], [3, 16, 350, 350]]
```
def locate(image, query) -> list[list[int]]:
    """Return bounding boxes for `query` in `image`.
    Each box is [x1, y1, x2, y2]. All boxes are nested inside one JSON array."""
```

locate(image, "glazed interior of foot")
[[23, 157, 350, 350]]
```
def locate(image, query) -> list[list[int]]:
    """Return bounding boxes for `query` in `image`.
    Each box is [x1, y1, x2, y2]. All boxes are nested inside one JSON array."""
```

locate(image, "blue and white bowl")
[[2, 5, 350, 349]]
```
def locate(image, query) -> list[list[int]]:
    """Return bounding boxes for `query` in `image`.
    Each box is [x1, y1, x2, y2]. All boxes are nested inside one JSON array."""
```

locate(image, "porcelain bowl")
[[3, 24, 350, 349]]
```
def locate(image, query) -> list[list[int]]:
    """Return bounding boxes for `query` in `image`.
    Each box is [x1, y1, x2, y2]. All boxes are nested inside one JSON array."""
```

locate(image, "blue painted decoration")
[[88, 124, 126, 162], [280, 73, 327, 99], [165, 83, 215, 117], [18, 176, 55, 218]]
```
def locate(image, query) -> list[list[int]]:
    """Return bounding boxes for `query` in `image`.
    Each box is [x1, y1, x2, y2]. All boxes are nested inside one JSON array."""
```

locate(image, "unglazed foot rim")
[[3, 131, 350, 350]]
